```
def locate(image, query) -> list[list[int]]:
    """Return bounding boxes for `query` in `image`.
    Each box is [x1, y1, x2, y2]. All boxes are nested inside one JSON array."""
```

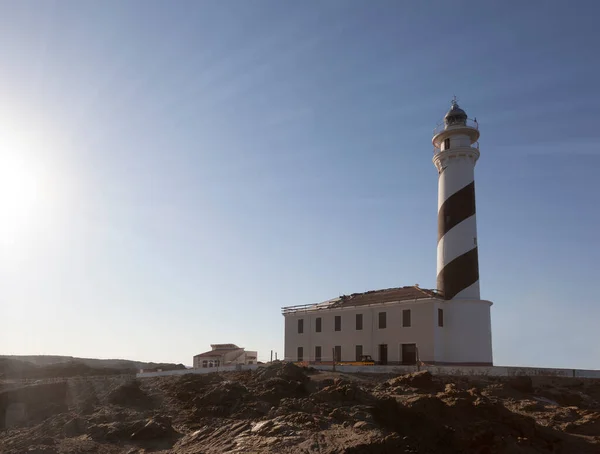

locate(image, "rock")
[[194, 381, 247, 406], [539, 388, 584, 407], [89, 420, 147, 441], [442, 383, 471, 399], [318, 379, 335, 389], [353, 420, 376, 430], [347, 406, 376, 423], [270, 423, 291, 435], [173, 373, 224, 402], [63, 417, 87, 437], [329, 408, 346, 420], [106, 380, 155, 409], [508, 376, 533, 393], [130, 415, 177, 440], [253, 362, 308, 383], [389, 371, 436, 390], [278, 363, 309, 383], [255, 375, 308, 403], [23, 448, 57, 454], [254, 400, 273, 415], [312, 383, 373, 404], [251, 418, 295, 436], [263, 377, 289, 388], [280, 397, 316, 414], [519, 400, 547, 412], [251, 420, 273, 434], [563, 411, 600, 435], [402, 395, 446, 418]]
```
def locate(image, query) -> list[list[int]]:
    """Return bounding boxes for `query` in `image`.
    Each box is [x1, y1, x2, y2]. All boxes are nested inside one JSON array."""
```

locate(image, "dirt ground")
[[1, 363, 599, 453]]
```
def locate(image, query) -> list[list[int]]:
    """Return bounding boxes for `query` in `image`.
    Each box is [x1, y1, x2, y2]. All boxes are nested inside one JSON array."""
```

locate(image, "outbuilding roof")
[[193, 348, 243, 358]]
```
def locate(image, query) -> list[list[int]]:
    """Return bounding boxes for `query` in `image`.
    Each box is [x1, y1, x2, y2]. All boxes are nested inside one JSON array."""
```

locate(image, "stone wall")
[[0, 382, 68, 429], [311, 364, 600, 378]]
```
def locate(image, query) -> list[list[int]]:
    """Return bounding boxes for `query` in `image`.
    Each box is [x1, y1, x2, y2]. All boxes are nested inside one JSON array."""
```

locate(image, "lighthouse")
[[431, 99, 493, 365], [281, 99, 494, 367], [433, 99, 481, 300]]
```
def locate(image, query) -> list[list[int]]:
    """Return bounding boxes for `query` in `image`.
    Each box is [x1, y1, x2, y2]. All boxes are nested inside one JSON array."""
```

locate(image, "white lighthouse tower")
[[432, 99, 493, 365]]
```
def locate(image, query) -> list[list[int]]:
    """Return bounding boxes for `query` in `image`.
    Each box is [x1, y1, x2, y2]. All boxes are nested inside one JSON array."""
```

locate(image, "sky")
[[0, 1, 599, 369]]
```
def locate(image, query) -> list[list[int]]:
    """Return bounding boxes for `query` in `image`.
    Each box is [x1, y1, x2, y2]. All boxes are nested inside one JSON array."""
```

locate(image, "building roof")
[[210, 343, 239, 350], [281, 285, 440, 315], [194, 347, 243, 358]]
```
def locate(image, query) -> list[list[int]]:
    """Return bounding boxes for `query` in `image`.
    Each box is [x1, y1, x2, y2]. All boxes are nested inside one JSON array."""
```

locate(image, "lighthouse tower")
[[433, 99, 481, 300], [432, 99, 493, 365]]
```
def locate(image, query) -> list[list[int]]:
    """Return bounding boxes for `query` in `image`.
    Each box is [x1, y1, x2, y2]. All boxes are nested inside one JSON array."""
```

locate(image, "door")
[[334, 346, 342, 362], [401, 343, 417, 365], [355, 345, 363, 362], [378, 344, 388, 365]]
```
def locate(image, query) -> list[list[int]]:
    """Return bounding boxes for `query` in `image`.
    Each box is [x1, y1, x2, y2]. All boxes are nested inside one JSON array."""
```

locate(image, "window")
[[335, 315, 341, 331], [438, 308, 444, 327], [444, 138, 450, 150], [355, 345, 363, 361], [334, 346, 342, 362], [202, 360, 207, 368], [403, 309, 411, 327], [356, 313, 363, 330], [298, 318, 304, 334], [316, 317, 322, 333], [297, 346, 303, 362], [378, 311, 387, 329], [315, 346, 322, 362]]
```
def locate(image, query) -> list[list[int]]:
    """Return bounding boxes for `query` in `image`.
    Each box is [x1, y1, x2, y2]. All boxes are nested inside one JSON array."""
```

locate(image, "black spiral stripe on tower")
[[437, 181, 479, 300]]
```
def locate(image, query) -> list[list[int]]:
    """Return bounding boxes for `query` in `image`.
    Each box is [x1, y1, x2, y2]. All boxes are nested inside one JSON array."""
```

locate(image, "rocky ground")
[[1, 363, 599, 453]]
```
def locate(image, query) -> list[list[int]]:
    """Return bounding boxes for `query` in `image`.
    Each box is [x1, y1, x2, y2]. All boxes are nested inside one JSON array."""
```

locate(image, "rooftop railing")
[[281, 303, 326, 315], [433, 118, 479, 136]]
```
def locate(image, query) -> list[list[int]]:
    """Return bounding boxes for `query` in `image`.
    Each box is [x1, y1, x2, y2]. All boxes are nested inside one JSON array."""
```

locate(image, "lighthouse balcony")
[[433, 117, 479, 136], [433, 141, 479, 155], [432, 118, 480, 148]]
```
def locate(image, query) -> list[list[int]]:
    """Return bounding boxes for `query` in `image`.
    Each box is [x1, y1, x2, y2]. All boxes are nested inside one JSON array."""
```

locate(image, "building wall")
[[439, 300, 493, 364], [194, 348, 258, 368], [284, 298, 493, 365], [243, 351, 258, 364], [284, 300, 439, 364], [194, 349, 241, 368]]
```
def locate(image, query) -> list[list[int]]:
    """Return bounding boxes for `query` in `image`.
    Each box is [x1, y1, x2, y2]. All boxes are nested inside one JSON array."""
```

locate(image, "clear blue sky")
[[0, 1, 598, 368]]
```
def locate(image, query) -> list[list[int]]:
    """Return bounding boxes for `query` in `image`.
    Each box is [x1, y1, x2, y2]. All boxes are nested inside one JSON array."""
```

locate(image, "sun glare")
[[0, 138, 51, 246]]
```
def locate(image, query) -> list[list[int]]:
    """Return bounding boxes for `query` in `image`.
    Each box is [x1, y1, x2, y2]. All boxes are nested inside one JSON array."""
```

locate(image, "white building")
[[193, 344, 258, 369], [282, 100, 493, 366]]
